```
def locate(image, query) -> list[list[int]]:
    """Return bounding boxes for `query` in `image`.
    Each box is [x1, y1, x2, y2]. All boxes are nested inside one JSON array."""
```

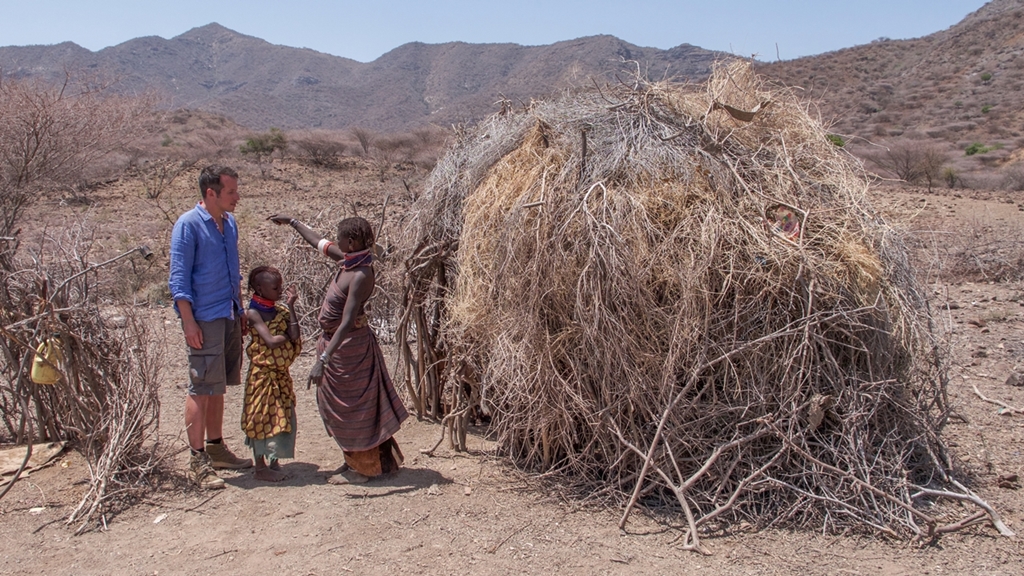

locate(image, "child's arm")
[[284, 285, 300, 342], [245, 308, 289, 348]]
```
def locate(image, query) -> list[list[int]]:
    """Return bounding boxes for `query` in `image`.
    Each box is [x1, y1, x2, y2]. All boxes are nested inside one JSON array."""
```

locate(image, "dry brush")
[[394, 62, 1008, 545]]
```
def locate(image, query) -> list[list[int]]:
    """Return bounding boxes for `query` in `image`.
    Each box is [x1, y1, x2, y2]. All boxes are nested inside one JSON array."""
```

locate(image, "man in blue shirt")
[[169, 165, 253, 490]]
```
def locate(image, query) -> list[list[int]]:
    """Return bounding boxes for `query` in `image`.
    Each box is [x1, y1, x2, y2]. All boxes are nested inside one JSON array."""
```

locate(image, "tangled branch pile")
[[0, 225, 162, 533], [396, 63, 1007, 544]]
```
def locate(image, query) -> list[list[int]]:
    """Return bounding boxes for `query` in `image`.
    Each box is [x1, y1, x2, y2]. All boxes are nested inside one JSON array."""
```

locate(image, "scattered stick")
[[487, 522, 531, 554], [972, 383, 1024, 414], [204, 549, 239, 560]]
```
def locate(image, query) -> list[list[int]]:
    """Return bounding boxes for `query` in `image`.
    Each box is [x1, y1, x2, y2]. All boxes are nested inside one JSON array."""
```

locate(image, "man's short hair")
[[336, 217, 375, 247], [198, 165, 239, 198]]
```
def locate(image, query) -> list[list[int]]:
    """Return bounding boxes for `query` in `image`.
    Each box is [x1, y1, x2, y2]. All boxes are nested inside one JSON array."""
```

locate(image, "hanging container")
[[31, 338, 64, 385]]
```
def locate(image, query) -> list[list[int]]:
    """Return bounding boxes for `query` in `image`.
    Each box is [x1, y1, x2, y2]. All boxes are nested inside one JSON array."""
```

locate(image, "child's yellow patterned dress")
[[242, 304, 301, 460]]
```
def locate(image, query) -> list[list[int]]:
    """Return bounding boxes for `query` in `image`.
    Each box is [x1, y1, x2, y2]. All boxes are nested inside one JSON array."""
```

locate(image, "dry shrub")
[[396, 62, 1007, 543], [292, 131, 348, 167], [908, 217, 1024, 283], [1002, 164, 1024, 191], [0, 222, 163, 533], [0, 73, 155, 241], [869, 139, 948, 190]]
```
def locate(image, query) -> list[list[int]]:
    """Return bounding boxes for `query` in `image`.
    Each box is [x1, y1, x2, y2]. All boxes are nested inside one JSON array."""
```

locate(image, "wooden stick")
[[487, 522, 531, 554], [972, 383, 1023, 414], [912, 486, 1015, 537]]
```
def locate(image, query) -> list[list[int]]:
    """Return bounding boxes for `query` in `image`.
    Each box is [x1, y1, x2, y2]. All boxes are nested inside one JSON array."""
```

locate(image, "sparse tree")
[[293, 134, 347, 167], [240, 128, 287, 177], [369, 135, 414, 181], [350, 127, 375, 156], [0, 73, 153, 245], [918, 146, 948, 192], [871, 140, 948, 192]]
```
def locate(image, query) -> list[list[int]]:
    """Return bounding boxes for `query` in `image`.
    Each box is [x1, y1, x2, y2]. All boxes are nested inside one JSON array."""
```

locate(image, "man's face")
[[206, 174, 239, 213]]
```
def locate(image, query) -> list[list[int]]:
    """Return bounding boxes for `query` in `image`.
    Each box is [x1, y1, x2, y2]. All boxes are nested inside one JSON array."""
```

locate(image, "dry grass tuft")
[[393, 62, 1009, 544]]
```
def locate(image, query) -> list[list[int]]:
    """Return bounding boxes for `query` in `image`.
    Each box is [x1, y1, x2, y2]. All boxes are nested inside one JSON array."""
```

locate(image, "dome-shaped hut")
[[396, 62, 1006, 545]]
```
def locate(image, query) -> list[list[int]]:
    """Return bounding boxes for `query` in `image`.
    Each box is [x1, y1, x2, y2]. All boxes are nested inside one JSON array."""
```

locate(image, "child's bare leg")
[[254, 455, 286, 482], [269, 458, 281, 471]]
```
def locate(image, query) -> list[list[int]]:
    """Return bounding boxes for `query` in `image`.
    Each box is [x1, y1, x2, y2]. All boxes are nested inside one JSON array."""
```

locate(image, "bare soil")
[[2, 163, 1023, 575]]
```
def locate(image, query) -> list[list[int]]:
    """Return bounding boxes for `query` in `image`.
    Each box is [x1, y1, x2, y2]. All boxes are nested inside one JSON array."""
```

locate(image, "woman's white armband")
[[317, 238, 334, 256]]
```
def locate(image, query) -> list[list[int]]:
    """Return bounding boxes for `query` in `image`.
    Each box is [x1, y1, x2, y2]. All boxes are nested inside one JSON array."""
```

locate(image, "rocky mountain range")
[[0, 25, 726, 132], [760, 0, 1024, 172], [3, 0, 1022, 183]]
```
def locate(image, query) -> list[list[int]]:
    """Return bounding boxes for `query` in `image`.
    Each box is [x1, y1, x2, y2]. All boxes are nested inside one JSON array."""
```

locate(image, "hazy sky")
[[0, 0, 990, 63]]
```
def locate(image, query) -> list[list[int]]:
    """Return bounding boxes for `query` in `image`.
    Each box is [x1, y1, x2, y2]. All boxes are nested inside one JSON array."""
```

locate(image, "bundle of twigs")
[[0, 224, 162, 533], [394, 62, 1009, 544]]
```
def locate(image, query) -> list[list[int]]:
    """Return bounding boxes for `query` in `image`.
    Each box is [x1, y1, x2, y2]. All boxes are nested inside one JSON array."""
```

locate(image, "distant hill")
[[759, 0, 1024, 177], [0, 24, 729, 132]]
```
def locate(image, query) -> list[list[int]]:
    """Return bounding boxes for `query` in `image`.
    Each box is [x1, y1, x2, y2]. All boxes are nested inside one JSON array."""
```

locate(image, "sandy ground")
[[1, 167, 1023, 575]]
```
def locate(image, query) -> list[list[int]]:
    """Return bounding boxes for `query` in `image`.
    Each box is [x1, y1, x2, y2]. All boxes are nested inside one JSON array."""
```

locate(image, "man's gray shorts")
[[187, 317, 242, 396]]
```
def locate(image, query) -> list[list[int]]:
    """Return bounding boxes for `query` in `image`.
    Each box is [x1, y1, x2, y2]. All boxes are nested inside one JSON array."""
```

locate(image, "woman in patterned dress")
[[242, 266, 301, 482]]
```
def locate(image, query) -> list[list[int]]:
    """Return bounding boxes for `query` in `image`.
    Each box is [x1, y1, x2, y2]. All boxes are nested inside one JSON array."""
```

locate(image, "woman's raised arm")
[[268, 214, 344, 261]]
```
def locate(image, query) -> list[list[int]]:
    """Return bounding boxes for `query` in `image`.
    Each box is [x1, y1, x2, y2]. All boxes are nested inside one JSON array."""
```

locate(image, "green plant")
[[981, 72, 993, 82], [240, 128, 287, 177], [826, 133, 846, 147], [965, 142, 993, 156], [954, 101, 963, 109], [981, 104, 993, 114], [160, 134, 173, 147]]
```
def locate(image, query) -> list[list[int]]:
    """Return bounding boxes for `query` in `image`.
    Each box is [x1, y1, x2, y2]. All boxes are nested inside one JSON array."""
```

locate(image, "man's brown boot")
[[190, 451, 225, 490], [205, 441, 253, 470]]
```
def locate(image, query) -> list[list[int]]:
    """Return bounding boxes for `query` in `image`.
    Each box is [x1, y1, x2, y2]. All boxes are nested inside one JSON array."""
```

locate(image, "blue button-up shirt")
[[168, 204, 242, 322]]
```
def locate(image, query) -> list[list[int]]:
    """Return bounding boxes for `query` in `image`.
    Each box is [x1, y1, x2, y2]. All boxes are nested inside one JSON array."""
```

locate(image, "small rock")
[[426, 484, 441, 496], [981, 327, 991, 334], [106, 316, 127, 328], [463, 486, 472, 496], [947, 302, 961, 310], [1007, 372, 1023, 387], [997, 473, 1020, 489], [968, 318, 987, 328], [972, 350, 988, 358], [153, 513, 168, 524]]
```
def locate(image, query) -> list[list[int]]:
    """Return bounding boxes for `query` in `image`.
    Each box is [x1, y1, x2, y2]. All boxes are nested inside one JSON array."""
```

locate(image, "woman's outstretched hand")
[[268, 214, 294, 225]]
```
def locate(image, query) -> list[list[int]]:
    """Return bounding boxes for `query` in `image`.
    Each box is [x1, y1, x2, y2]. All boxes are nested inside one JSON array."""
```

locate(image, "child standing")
[[243, 266, 301, 482]]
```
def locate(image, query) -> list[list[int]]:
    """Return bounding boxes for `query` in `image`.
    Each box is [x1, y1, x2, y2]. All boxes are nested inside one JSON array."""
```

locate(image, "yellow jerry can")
[[31, 338, 64, 385]]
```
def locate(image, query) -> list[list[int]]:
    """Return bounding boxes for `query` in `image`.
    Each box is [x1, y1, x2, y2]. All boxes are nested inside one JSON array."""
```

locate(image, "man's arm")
[[177, 300, 203, 349], [169, 218, 202, 347]]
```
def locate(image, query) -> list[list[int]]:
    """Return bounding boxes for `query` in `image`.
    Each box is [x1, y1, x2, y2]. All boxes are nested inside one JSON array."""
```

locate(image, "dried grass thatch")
[[395, 62, 1009, 545]]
